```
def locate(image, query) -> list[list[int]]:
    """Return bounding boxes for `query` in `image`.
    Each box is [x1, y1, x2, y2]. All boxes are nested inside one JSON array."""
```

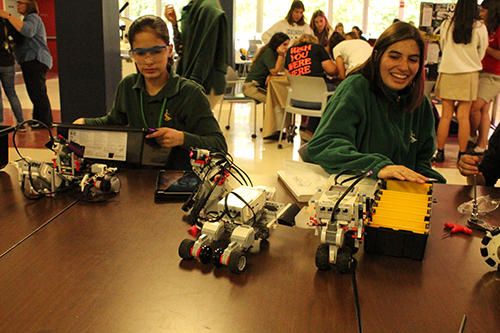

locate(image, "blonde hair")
[[291, 34, 319, 47]]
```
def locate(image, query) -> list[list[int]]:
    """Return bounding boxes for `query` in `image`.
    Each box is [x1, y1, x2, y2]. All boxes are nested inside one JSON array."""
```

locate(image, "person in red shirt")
[[469, 0, 500, 153]]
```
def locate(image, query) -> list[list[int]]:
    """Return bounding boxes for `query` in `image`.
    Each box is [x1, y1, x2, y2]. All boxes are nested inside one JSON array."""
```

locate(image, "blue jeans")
[[0, 65, 23, 123]]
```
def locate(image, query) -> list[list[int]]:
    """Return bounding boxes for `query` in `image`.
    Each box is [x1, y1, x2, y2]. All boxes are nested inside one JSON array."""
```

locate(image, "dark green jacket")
[[307, 74, 446, 183], [244, 48, 277, 88], [84, 68, 227, 170], [175, 0, 229, 95]]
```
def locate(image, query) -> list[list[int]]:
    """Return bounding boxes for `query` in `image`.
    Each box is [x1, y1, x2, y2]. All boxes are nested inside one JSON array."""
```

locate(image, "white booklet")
[[277, 159, 330, 202]]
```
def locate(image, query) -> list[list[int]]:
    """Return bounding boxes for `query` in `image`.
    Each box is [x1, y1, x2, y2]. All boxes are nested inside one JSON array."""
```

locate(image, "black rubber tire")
[[251, 134, 257, 139], [199, 245, 213, 264], [212, 248, 224, 267], [225, 125, 230, 130], [228, 251, 247, 274], [335, 247, 353, 274], [179, 239, 195, 260], [315, 244, 331, 271], [278, 144, 283, 149]]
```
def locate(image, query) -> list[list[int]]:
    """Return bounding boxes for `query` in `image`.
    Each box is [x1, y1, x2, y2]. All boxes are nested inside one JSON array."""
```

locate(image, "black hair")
[[328, 31, 345, 54], [353, 21, 426, 113], [128, 15, 170, 48], [250, 32, 289, 70], [285, 1, 306, 26], [449, 0, 480, 44], [481, 0, 500, 35]]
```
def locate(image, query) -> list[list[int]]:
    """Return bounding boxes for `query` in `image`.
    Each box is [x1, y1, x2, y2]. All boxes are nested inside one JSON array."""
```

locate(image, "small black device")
[[155, 170, 201, 202]]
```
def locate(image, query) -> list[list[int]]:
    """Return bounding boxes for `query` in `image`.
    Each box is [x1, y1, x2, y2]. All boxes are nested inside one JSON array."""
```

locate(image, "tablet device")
[[155, 170, 201, 202]]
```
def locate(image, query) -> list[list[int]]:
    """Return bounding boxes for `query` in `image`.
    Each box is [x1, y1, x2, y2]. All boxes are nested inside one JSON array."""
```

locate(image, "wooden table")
[[1, 168, 499, 332], [0, 164, 78, 255], [356, 183, 500, 333], [0, 169, 359, 332]]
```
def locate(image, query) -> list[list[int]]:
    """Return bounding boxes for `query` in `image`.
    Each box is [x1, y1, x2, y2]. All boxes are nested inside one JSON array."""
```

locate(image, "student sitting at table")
[[284, 33, 338, 137], [73, 15, 227, 171], [307, 21, 446, 184], [331, 32, 373, 80], [458, 125, 500, 186], [261, 0, 312, 44], [242, 32, 290, 140]]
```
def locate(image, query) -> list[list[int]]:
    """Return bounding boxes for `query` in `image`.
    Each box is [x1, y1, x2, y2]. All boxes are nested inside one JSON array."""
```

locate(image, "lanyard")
[[140, 92, 168, 128]]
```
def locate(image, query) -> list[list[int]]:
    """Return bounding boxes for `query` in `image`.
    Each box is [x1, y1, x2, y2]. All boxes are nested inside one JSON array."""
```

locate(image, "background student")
[[164, 0, 230, 109], [284, 34, 338, 137], [331, 33, 373, 80], [433, 0, 488, 162], [309, 10, 333, 50], [0, 17, 24, 130], [261, 1, 312, 44], [242, 32, 290, 140], [468, 0, 500, 154], [0, 0, 52, 128]]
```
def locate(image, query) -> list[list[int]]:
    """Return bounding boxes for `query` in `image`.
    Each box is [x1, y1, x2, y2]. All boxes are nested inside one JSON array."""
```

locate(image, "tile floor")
[[4, 75, 487, 186]]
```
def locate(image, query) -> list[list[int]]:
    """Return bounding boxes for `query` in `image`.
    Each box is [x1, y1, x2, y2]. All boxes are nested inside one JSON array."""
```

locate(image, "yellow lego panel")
[[385, 179, 433, 195]]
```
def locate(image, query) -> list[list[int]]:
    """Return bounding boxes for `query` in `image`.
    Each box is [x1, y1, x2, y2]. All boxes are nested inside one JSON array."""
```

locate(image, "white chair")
[[217, 66, 263, 139], [278, 75, 334, 149]]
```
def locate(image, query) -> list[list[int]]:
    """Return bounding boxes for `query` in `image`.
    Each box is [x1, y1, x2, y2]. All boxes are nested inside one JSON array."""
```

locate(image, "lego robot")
[[14, 134, 120, 199], [295, 170, 376, 273], [178, 148, 299, 274]]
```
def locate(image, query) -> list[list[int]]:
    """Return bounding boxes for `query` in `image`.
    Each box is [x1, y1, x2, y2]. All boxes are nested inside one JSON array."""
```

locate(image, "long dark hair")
[[250, 32, 289, 70], [328, 31, 345, 54], [449, 0, 480, 44], [481, 0, 500, 35], [285, 1, 306, 26], [128, 15, 170, 48], [353, 21, 425, 113]]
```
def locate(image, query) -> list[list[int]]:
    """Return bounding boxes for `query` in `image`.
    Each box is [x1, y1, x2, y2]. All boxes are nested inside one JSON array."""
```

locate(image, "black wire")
[[331, 170, 373, 224], [334, 169, 365, 185], [351, 259, 363, 333]]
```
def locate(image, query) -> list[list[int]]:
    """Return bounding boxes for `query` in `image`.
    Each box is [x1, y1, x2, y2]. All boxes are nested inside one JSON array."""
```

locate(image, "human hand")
[[73, 118, 86, 125], [146, 127, 184, 148], [164, 5, 177, 25], [0, 10, 10, 19], [277, 45, 287, 56], [457, 154, 482, 176], [377, 165, 429, 184]]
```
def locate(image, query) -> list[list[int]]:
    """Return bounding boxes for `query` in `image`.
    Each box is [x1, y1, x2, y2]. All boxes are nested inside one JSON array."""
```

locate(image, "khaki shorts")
[[435, 72, 479, 101], [477, 71, 500, 103], [242, 81, 267, 103]]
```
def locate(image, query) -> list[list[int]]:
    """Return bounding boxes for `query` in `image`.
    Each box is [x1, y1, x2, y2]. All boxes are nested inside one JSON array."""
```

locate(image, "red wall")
[[36, 0, 57, 73]]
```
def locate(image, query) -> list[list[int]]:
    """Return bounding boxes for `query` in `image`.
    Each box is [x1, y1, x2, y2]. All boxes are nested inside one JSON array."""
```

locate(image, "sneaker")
[[263, 131, 286, 141], [30, 122, 43, 129], [432, 150, 445, 163]]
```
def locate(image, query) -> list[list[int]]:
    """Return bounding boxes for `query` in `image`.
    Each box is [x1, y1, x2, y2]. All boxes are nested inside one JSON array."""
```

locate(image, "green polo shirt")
[[84, 68, 227, 170]]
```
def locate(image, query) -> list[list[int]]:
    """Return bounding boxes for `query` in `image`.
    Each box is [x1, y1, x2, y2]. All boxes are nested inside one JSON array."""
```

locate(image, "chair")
[[278, 75, 334, 149], [217, 66, 263, 139]]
